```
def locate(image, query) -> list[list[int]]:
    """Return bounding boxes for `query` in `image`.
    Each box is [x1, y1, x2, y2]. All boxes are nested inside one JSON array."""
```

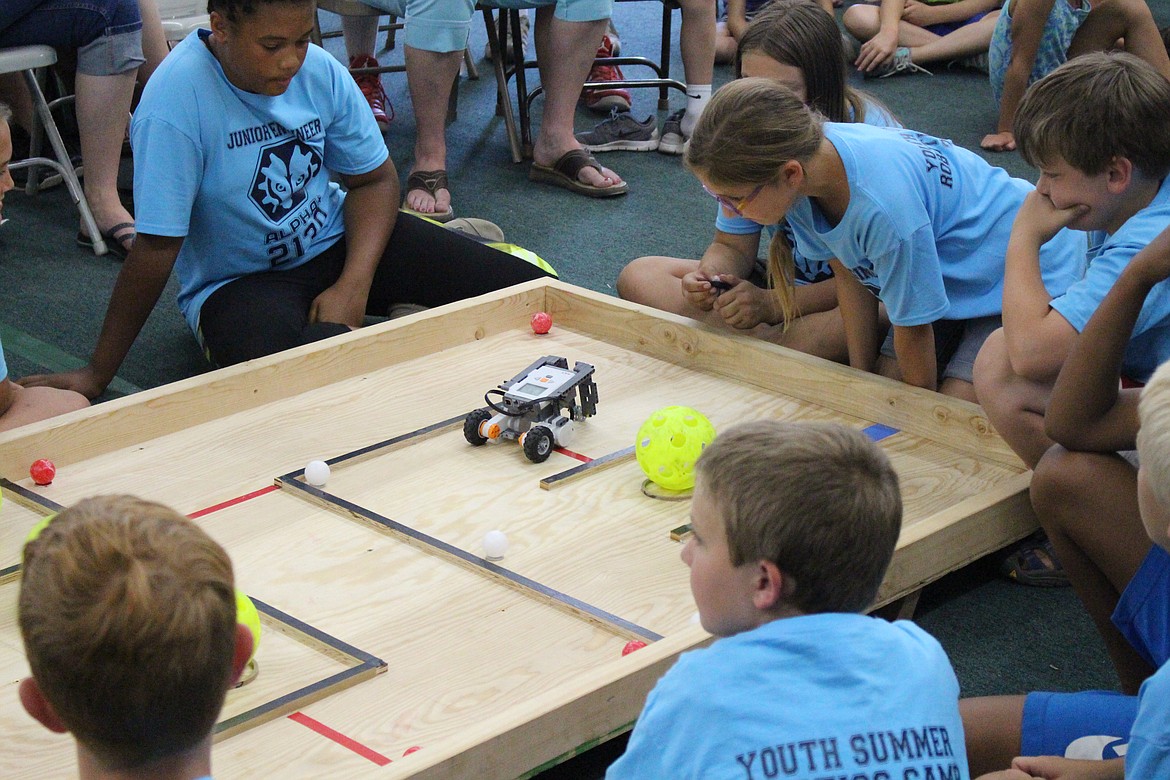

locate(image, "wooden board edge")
[[545, 285, 1022, 469], [875, 473, 1037, 606], [391, 625, 713, 779], [0, 282, 554, 475]]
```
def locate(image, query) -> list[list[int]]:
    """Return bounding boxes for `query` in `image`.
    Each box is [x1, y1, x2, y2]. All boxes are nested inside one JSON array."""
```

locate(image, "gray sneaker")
[[576, 109, 659, 152], [867, 47, 932, 79], [657, 109, 688, 155], [952, 50, 989, 74]]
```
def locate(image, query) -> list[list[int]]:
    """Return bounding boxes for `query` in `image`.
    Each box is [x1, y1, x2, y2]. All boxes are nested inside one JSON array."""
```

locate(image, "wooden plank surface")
[[0, 282, 1033, 778]]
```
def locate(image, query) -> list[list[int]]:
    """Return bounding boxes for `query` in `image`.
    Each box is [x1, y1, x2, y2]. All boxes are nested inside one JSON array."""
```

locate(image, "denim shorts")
[[363, 0, 476, 52], [879, 314, 1001, 384], [486, 0, 613, 24], [0, 0, 144, 75]]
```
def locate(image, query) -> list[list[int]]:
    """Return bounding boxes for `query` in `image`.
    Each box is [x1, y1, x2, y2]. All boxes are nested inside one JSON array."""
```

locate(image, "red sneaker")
[[349, 54, 393, 131], [582, 35, 631, 114]]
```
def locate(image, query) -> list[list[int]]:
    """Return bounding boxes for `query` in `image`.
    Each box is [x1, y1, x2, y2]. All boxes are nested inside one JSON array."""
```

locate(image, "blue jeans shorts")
[[1021, 690, 1138, 759], [880, 314, 1001, 384], [487, 0, 613, 24], [0, 0, 144, 75], [364, 0, 476, 53]]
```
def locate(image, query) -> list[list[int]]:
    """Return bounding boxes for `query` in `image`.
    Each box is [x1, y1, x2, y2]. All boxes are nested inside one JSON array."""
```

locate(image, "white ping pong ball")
[[305, 460, 330, 486], [483, 530, 509, 560]]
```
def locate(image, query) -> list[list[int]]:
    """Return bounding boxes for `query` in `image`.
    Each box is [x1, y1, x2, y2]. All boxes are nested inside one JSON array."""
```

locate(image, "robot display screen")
[[516, 382, 549, 396]]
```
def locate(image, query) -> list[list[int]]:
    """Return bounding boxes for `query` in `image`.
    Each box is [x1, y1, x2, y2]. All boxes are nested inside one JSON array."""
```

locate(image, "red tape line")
[[187, 484, 279, 519], [287, 711, 392, 766], [553, 447, 591, 463]]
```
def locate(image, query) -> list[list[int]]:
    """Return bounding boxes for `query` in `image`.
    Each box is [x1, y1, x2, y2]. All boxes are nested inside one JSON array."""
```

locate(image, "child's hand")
[[18, 367, 107, 400], [1009, 755, 1122, 780], [856, 30, 897, 72], [973, 771, 1038, 780], [1014, 190, 1087, 244], [901, 0, 942, 25], [681, 270, 721, 311], [310, 282, 367, 329], [981, 131, 1016, 152], [1125, 222, 1170, 289], [711, 275, 777, 329]]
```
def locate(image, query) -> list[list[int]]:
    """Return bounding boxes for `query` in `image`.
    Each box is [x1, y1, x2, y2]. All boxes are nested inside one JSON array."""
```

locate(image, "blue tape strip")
[[862, 423, 899, 442]]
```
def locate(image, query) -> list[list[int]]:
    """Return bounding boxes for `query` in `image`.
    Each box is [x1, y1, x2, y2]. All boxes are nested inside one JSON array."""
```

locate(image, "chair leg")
[[21, 69, 107, 256], [659, 0, 672, 110], [508, 10, 533, 158], [482, 9, 523, 163]]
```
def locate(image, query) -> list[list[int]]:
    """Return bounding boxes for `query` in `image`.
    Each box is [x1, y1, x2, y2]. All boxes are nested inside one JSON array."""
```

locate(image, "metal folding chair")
[[0, 45, 107, 255], [479, 0, 685, 161]]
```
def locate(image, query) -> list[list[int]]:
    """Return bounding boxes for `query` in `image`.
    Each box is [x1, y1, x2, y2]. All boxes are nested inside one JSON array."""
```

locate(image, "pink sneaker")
[[582, 35, 631, 114], [349, 54, 393, 131]]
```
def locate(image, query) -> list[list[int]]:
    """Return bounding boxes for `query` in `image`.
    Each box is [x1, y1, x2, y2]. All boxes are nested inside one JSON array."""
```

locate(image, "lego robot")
[[464, 356, 598, 463]]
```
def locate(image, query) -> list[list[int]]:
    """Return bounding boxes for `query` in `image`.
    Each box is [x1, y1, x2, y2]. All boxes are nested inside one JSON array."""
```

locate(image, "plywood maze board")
[[0, 280, 1036, 778]]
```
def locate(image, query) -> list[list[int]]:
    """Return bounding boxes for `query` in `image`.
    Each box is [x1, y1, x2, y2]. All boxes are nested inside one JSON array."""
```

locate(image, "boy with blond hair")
[[607, 420, 970, 779], [18, 495, 252, 780]]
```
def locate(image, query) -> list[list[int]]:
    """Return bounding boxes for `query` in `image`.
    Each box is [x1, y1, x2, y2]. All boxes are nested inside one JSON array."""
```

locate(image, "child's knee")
[[842, 4, 877, 36], [1030, 446, 1102, 517], [616, 256, 683, 302], [971, 326, 1009, 402]]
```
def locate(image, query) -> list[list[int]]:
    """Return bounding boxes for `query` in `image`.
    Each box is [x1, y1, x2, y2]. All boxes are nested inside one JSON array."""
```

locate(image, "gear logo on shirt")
[[249, 138, 323, 223]]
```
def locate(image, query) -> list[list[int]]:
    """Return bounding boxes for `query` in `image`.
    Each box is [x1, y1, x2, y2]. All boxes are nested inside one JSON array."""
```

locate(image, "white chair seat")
[[0, 45, 56, 75]]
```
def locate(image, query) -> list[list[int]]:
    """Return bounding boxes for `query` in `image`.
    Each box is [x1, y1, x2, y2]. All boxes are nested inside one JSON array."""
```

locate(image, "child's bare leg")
[[973, 329, 1054, 469], [1069, 0, 1170, 79], [752, 309, 849, 362], [877, 358, 978, 400], [678, 0, 716, 138], [909, 11, 999, 63], [617, 256, 850, 360], [0, 384, 89, 433], [617, 255, 727, 327], [715, 22, 738, 64], [680, 0, 716, 86], [842, 5, 941, 48], [1031, 447, 1156, 694], [939, 377, 978, 401], [960, 696, 1026, 777]]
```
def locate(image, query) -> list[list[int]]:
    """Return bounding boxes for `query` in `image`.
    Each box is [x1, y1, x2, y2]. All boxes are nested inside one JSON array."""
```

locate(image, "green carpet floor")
[[4, 1, 1166, 774]]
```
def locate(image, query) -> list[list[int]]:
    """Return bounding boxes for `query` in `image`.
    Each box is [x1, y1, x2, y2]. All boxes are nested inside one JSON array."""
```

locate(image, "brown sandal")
[[529, 149, 628, 198], [402, 169, 454, 222]]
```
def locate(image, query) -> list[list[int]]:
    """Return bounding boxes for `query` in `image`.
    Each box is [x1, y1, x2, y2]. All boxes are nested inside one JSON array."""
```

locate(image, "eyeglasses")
[[701, 182, 765, 217]]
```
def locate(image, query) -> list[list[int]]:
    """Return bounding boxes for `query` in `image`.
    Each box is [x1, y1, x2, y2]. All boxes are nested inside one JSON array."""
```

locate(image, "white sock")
[[681, 84, 712, 137]]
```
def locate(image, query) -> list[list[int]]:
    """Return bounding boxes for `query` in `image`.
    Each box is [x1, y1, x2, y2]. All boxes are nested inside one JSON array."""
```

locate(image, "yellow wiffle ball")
[[634, 406, 716, 491], [24, 513, 57, 548], [236, 590, 262, 660]]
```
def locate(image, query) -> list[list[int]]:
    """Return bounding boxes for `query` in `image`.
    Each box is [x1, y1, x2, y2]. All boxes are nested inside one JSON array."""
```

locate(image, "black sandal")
[[402, 169, 454, 222]]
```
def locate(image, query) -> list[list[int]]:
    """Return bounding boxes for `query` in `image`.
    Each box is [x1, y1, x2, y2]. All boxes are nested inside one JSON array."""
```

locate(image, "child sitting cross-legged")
[[18, 495, 252, 780], [607, 420, 971, 779]]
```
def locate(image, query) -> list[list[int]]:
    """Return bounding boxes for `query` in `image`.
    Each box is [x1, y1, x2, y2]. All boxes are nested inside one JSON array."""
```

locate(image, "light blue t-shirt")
[[715, 99, 900, 284], [131, 31, 390, 334], [1049, 176, 1170, 384], [607, 613, 970, 780], [1127, 660, 1170, 777], [0, 334, 7, 382], [785, 123, 1084, 326]]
